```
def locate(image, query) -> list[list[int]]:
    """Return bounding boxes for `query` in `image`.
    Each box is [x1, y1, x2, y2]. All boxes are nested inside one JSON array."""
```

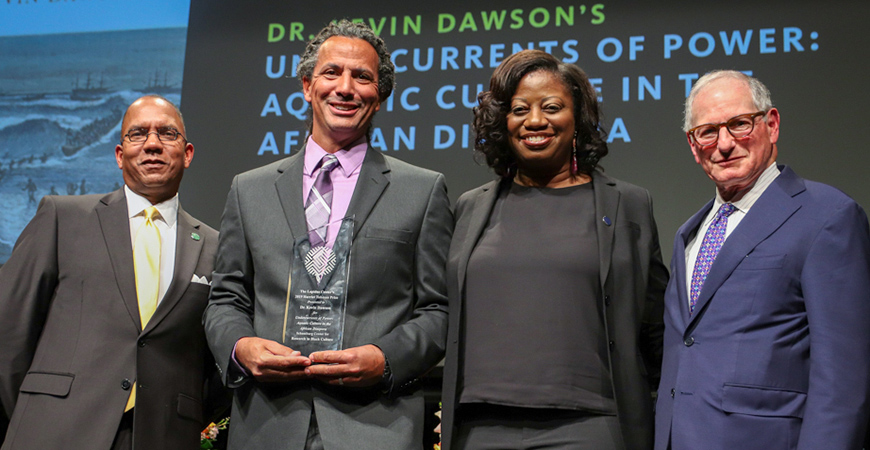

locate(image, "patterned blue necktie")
[[305, 154, 340, 247], [689, 203, 737, 313]]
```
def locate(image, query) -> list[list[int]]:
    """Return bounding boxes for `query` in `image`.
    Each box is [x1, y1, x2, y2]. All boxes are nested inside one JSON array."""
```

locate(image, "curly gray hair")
[[296, 19, 395, 102]]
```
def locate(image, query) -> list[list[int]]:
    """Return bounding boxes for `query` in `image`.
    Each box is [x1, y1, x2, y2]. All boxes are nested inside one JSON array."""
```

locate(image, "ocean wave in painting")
[[0, 28, 186, 263]]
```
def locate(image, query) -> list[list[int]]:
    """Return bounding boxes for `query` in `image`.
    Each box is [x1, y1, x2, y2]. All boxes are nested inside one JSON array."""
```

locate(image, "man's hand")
[[305, 344, 386, 388], [235, 337, 312, 382]]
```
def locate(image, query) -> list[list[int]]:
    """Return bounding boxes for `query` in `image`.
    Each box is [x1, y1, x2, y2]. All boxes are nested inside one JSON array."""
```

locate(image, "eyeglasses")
[[123, 128, 186, 144], [687, 111, 767, 147]]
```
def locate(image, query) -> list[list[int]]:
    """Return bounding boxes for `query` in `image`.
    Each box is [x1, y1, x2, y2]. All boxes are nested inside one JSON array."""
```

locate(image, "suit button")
[[684, 336, 695, 346], [121, 379, 132, 390], [604, 295, 611, 306], [608, 340, 614, 351], [138, 339, 147, 348], [670, 388, 675, 398]]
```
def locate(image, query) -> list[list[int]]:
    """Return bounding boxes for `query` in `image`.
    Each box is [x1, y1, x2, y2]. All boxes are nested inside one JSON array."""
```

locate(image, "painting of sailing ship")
[[0, 27, 187, 263]]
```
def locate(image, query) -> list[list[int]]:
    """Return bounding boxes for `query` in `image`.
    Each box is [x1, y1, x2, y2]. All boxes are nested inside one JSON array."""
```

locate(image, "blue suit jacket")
[[655, 166, 870, 450]]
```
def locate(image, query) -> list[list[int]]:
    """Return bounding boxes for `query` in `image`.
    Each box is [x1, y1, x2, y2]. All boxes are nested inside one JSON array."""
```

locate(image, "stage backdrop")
[[181, 0, 869, 263], [0, 0, 190, 263], [1, 1, 867, 265]]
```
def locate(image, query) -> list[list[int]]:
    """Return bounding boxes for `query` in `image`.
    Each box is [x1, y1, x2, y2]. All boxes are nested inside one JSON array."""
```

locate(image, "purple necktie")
[[689, 203, 737, 313], [305, 154, 340, 247]]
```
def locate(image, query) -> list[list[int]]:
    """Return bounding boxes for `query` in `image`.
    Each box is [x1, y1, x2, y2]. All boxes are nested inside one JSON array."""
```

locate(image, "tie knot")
[[717, 203, 737, 219], [318, 154, 340, 173], [144, 206, 159, 222]]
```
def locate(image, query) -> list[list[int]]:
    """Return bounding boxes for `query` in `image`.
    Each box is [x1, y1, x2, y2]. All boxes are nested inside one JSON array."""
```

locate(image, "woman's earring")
[[571, 131, 579, 174]]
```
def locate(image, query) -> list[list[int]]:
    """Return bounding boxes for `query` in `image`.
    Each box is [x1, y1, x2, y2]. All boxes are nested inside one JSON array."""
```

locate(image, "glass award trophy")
[[282, 217, 353, 355]]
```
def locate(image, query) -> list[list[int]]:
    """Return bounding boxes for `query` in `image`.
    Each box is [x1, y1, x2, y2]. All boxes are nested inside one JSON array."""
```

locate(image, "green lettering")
[[288, 22, 304, 41], [529, 7, 549, 28], [458, 12, 478, 32], [368, 17, 387, 35], [267, 23, 285, 42], [510, 9, 524, 29], [591, 4, 605, 25], [403, 15, 422, 35], [480, 10, 507, 31], [438, 13, 456, 33], [555, 6, 574, 26]]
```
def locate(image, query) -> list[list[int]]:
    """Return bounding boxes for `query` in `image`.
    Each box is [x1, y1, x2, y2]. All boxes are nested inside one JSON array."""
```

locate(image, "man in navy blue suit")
[[654, 70, 870, 450]]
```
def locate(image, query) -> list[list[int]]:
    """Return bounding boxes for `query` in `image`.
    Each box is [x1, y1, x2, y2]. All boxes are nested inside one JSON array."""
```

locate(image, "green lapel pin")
[[191, 232, 201, 241]]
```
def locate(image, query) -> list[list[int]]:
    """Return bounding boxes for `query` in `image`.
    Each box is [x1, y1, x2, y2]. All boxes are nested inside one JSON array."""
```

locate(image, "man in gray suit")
[[204, 20, 452, 450], [0, 95, 222, 449]]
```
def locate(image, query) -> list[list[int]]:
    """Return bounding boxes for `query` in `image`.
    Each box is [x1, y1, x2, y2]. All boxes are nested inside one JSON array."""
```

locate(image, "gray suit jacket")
[[204, 147, 453, 450], [441, 171, 668, 450], [0, 189, 221, 450]]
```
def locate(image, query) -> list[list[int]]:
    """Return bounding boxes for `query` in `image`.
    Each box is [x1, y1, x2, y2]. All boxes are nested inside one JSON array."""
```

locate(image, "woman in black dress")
[[440, 49, 668, 450]]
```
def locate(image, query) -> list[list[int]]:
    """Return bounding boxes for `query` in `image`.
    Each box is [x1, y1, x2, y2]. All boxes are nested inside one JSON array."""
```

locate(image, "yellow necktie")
[[126, 206, 161, 411]]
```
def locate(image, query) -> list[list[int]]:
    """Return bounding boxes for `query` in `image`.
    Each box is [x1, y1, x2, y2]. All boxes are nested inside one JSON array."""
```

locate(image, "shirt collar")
[[710, 162, 780, 218], [303, 136, 367, 178], [124, 185, 179, 227]]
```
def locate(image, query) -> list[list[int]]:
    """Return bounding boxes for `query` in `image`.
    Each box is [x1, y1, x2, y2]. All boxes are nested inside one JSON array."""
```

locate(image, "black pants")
[[304, 410, 324, 450], [110, 409, 134, 450], [454, 404, 624, 450]]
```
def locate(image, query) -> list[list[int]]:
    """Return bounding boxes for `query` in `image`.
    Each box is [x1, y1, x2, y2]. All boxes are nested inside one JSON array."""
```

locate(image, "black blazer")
[[441, 170, 668, 450], [0, 189, 222, 450]]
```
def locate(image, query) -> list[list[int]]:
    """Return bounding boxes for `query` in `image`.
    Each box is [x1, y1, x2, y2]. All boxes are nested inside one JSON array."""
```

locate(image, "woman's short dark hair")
[[473, 49, 608, 177]]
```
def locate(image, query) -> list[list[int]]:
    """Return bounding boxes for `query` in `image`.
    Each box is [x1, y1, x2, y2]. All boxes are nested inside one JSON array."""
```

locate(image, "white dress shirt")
[[685, 162, 781, 306], [125, 186, 178, 306]]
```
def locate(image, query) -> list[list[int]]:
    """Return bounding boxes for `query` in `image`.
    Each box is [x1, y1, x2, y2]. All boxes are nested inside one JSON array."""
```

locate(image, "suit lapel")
[[456, 180, 501, 299], [275, 146, 389, 245], [688, 168, 804, 329], [674, 201, 713, 329], [275, 152, 309, 241], [95, 189, 141, 330], [592, 171, 619, 289], [345, 147, 390, 239], [143, 207, 204, 333], [457, 174, 617, 296]]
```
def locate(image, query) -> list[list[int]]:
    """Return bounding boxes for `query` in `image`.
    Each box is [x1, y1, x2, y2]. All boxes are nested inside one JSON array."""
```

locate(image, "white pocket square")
[[191, 274, 212, 286]]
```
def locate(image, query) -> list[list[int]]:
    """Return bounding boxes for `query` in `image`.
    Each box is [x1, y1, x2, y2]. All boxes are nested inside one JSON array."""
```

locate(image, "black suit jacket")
[[0, 189, 222, 450], [441, 171, 668, 450]]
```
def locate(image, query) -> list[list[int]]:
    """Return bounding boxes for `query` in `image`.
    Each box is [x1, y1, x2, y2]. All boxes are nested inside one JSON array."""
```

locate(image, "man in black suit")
[[0, 95, 223, 449]]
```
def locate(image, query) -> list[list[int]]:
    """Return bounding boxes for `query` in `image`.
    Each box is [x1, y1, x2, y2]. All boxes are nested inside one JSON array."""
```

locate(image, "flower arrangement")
[[200, 416, 230, 449], [434, 403, 442, 450]]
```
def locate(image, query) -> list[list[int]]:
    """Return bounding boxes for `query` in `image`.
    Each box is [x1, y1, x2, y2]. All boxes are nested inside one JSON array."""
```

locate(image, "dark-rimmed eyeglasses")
[[687, 111, 767, 147], [122, 128, 186, 144]]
